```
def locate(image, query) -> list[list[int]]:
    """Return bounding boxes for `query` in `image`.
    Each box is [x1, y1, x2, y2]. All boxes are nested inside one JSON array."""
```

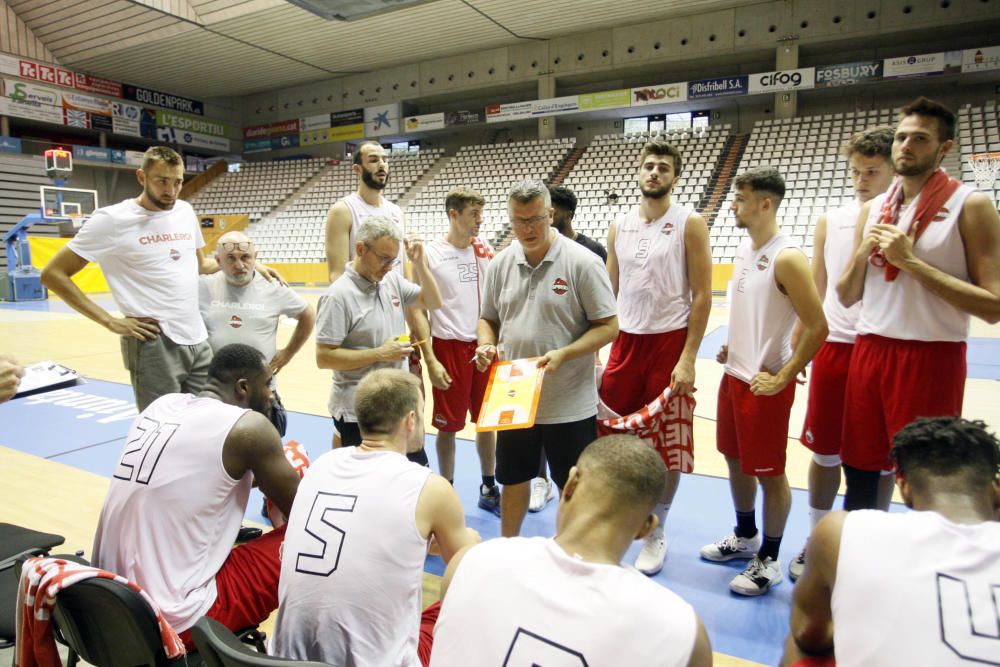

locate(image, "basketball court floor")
[[2, 290, 998, 666]]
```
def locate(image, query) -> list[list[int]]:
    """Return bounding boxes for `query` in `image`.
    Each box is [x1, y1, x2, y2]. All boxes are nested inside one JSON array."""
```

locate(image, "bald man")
[[199, 231, 315, 435]]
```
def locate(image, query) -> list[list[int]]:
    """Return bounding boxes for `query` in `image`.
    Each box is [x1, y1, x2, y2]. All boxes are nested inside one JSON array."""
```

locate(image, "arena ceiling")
[[6, 0, 758, 98]]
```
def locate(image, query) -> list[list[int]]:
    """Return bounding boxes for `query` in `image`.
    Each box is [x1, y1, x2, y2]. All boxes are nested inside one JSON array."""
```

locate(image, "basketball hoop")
[[969, 152, 1000, 190]]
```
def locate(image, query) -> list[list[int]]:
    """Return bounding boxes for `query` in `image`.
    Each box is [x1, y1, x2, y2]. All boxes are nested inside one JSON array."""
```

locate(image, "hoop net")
[[969, 152, 1000, 190]]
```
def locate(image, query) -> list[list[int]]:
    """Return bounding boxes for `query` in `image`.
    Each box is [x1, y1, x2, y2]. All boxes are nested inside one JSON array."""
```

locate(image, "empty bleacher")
[[958, 101, 1000, 206], [562, 126, 731, 247], [404, 138, 576, 248], [254, 149, 443, 263]]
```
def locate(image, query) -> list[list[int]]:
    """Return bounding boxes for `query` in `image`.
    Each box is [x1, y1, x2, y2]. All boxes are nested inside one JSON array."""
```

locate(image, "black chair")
[[191, 618, 328, 667], [0, 523, 66, 650]]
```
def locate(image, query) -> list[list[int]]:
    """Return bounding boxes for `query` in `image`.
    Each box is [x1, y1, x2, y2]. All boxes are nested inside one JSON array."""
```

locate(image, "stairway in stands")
[[549, 144, 587, 186], [700, 133, 749, 227]]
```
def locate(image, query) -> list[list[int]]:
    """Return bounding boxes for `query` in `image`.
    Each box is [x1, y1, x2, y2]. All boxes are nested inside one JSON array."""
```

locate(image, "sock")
[[652, 503, 670, 534], [809, 506, 831, 532], [482, 475, 496, 489], [758, 534, 783, 562], [735, 510, 757, 539], [843, 465, 880, 510]]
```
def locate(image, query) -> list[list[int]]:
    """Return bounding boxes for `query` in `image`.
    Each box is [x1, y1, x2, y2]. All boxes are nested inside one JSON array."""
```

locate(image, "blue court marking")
[[700, 326, 1000, 380], [3, 377, 912, 666]]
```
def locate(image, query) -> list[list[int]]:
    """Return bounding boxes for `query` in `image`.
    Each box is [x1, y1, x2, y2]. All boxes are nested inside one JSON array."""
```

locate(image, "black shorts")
[[496, 416, 597, 488], [333, 417, 429, 467]]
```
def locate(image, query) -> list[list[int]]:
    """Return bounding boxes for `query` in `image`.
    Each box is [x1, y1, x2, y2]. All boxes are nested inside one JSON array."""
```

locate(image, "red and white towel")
[[598, 387, 697, 473]]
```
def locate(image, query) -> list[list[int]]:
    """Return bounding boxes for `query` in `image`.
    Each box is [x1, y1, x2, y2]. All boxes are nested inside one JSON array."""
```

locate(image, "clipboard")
[[13, 361, 83, 398], [475, 358, 545, 432]]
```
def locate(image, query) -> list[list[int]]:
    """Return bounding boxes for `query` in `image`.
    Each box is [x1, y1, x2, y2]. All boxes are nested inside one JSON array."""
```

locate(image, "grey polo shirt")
[[199, 272, 308, 362], [316, 263, 421, 421], [480, 231, 617, 424]]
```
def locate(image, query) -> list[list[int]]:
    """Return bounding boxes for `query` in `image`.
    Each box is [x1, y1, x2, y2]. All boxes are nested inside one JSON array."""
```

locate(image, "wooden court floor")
[[1, 292, 997, 667]]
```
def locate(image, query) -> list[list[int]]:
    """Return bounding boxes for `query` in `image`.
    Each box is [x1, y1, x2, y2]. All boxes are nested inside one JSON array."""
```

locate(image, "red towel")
[[15, 557, 184, 667], [872, 169, 961, 281], [265, 440, 311, 521], [598, 387, 696, 473]]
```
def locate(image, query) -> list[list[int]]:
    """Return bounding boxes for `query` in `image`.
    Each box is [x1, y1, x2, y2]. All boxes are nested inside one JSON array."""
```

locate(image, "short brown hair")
[[900, 96, 956, 142], [576, 435, 666, 513], [639, 140, 683, 177], [355, 369, 421, 435], [353, 140, 384, 166], [843, 126, 894, 160], [141, 146, 183, 172], [445, 186, 485, 213], [734, 166, 785, 204]]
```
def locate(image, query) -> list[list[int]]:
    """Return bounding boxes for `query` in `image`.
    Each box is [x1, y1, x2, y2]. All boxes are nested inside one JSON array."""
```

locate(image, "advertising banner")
[[244, 138, 272, 153], [111, 101, 142, 137], [531, 96, 579, 117], [300, 113, 331, 131], [63, 91, 112, 116], [883, 53, 944, 79], [269, 119, 299, 136], [815, 61, 882, 88], [156, 110, 229, 137], [962, 46, 1000, 73], [124, 150, 146, 167], [748, 67, 815, 94], [688, 76, 748, 99], [110, 149, 126, 164], [18, 60, 74, 88], [404, 113, 445, 132], [630, 83, 687, 106], [123, 83, 204, 115], [73, 72, 122, 97], [330, 109, 364, 126], [485, 101, 533, 123], [365, 102, 401, 137], [0, 97, 64, 125], [72, 145, 110, 163], [271, 133, 300, 150], [578, 89, 631, 111], [90, 113, 113, 133], [5, 79, 62, 106], [445, 109, 482, 126], [0, 136, 22, 153], [156, 126, 230, 151], [244, 123, 271, 140], [64, 108, 89, 128]]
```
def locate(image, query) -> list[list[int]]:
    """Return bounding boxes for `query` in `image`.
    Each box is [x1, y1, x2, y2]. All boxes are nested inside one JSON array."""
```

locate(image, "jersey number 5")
[[113, 417, 179, 484], [294, 492, 358, 576]]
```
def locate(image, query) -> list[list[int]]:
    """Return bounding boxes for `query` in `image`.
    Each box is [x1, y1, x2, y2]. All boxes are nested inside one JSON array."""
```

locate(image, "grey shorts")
[[120, 333, 212, 411]]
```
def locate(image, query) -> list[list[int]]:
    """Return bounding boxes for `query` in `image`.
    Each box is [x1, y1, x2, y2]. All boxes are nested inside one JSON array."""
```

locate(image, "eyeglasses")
[[220, 241, 252, 252], [364, 244, 400, 267], [511, 214, 549, 227]]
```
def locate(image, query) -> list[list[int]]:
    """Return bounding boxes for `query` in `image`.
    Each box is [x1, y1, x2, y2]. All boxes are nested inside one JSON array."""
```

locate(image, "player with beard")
[[42, 146, 283, 410], [837, 97, 1000, 511], [600, 140, 712, 575]]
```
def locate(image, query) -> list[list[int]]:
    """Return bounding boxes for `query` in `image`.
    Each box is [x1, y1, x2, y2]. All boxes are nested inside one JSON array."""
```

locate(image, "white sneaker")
[[788, 545, 807, 581], [528, 477, 556, 512], [699, 532, 761, 562], [635, 530, 667, 576], [730, 556, 783, 596]]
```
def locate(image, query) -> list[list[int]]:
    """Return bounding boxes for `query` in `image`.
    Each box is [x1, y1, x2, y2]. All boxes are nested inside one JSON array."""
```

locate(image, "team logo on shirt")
[[756, 255, 770, 271], [390, 294, 401, 307], [552, 278, 569, 295], [229, 315, 243, 329], [169, 248, 181, 261], [661, 222, 674, 236], [433, 413, 448, 426], [804, 429, 814, 444]]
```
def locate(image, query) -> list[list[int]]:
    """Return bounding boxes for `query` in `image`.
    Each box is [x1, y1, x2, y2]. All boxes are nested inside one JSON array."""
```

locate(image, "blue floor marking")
[[4, 377, 910, 666]]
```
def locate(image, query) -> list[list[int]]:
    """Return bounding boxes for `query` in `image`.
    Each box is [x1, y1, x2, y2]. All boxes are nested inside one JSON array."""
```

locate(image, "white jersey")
[[431, 537, 698, 667], [726, 234, 802, 383], [614, 203, 694, 334], [833, 510, 1000, 666], [856, 183, 975, 341], [91, 394, 251, 633], [821, 200, 862, 343], [342, 191, 406, 273], [272, 447, 431, 666], [425, 237, 493, 341], [67, 198, 207, 344]]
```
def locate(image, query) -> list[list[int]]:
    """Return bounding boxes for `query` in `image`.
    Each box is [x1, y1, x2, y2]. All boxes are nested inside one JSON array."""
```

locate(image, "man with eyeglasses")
[[475, 179, 618, 537], [316, 216, 442, 450], [199, 231, 316, 436]]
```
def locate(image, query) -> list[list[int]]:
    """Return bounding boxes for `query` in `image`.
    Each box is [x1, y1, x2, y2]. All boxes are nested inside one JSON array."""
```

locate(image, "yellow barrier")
[[29, 237, 110, 293], [712, 264, 734, 293], [266, 263, 330, 285]]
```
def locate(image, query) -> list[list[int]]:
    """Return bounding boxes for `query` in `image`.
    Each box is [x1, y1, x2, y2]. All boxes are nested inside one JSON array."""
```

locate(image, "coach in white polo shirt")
[[200, 230, 315, 434], [41, 146, 282, 411], [316, 216, 442, 455], [475, 179, 618, 538]]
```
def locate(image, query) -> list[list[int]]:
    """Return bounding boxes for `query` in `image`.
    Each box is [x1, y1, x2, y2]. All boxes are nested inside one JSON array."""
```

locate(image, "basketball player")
[[788, 127, 896, 581], [431, 435, 712, 667], [200, 230, 315, 435], [316, 217, 441, 451], [475, 179, 618, 537], [550, 185, 607, 262], [91, 343, 300, 646], [602, 139, 712, 575], [40, 146, 281, 411], [0, 354, 24, 403], [701, 167, 827, 596], [781, 417, 1000, 666], [408, 187, 501, 515], [271, 368, 479, 666], [837, 97, 1000, 510]]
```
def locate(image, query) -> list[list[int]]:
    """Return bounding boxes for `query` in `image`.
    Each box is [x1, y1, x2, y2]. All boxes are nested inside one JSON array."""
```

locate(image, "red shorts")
[[600, 328, 688, 415], [178, 525, 286, 650], [800, 341, 854, 456], [430, 338, 490, 432], [716, 373, 795, 476], [417, 601, 440, 667], [842, 334, 966, 471]]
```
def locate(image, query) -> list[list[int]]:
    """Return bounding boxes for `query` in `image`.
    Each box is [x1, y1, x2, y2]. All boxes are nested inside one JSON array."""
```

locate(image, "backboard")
[[39, 186, 98, 221]]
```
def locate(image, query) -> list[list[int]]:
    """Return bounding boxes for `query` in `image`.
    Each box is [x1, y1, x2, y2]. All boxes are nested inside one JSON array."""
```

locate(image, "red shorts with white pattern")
[[800, 341, 854, 456], [430, 337, 491, 432], [716, 373, 795, 476]]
